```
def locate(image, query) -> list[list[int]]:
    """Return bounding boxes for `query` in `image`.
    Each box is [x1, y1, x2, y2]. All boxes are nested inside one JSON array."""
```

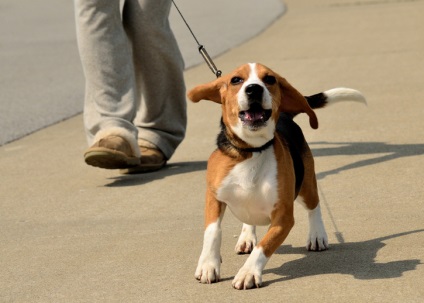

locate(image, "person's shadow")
[[262, 229, 423, 287], [104, 161, 207, 187]]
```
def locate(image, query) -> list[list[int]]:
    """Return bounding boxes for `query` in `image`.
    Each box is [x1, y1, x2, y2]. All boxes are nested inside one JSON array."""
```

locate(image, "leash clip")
[[198, 45, 222, 78]]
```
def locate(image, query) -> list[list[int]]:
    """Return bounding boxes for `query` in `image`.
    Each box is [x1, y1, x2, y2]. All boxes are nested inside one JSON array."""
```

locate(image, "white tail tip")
[[324, 88, 367, 105]]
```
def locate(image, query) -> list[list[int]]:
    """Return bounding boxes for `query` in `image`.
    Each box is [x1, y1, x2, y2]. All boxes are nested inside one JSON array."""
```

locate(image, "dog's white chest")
[[216, 148, 278, 226]]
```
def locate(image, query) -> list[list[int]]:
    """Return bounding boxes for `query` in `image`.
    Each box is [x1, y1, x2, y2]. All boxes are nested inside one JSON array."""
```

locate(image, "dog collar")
[[232, 137, 275, 153]]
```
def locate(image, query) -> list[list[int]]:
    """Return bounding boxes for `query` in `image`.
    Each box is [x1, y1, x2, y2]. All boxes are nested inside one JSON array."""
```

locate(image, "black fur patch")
[[305, 92, 327, 109], [216, 118, 235, 154], [276, 113, 306, 196]]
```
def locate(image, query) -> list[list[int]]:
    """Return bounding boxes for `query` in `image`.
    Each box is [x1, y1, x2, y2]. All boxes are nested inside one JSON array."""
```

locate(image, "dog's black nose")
[[245, 84, 264, 100]]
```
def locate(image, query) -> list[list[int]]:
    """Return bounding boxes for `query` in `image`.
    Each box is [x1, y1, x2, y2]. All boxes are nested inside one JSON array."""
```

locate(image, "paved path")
[[1, 0, 424, 302], [0, 0, 283, 146]]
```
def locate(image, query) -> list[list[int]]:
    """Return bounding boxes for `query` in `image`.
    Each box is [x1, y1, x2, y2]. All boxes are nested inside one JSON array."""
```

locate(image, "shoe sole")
[[84, 148, 140, 169]]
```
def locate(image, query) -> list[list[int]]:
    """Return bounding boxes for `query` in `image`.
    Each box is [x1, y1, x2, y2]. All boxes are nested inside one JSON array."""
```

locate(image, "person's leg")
[[123, 0, 187, 160], [74, 0, 141, 168]]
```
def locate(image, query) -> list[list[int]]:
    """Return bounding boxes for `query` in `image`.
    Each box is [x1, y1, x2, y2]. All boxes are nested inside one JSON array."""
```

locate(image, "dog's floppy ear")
[[277, 76, 319, 129], [187, 77, 225, 104]]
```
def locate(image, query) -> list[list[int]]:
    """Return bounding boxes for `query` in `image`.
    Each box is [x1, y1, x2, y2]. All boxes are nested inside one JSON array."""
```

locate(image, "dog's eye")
[[230, 77, 244, 85], [263, 75, 276, 85]]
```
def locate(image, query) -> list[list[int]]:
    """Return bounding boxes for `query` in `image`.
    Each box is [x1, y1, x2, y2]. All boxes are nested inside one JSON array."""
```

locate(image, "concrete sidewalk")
[[1, 0, 424, 302]]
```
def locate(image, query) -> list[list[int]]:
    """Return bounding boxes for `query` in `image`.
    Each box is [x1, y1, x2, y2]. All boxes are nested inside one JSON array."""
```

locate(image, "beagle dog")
[[188, 63, 365, 290]]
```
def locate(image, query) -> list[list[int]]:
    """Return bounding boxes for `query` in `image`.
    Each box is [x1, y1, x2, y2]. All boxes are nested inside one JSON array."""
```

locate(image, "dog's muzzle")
[[238, 84, 272, 130]]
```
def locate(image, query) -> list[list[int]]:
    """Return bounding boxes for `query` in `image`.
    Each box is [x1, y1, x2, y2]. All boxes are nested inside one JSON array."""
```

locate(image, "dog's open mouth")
[[238, 103, 272, 130]]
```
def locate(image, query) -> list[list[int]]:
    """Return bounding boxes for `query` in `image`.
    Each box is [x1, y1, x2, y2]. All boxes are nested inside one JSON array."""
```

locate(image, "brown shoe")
[[120, 146, 166, 174], [84, 135, 140, 169]]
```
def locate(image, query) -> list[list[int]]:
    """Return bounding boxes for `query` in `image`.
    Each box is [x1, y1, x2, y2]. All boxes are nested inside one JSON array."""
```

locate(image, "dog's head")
[[188, 63, 318, 147]]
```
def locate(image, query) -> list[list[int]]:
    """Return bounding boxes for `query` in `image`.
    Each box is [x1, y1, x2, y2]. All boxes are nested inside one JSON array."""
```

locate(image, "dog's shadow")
[[104, 161, 207, 187], [261, 141, 424, 287], [262, 229, 423, 287], [310, 141, 424, 180]]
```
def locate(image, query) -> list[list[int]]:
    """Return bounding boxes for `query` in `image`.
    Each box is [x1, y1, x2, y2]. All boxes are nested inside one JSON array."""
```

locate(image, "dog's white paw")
[[232, 247, 268, 290], [195, 256, 221, 284], [307, 228, 328, 251], [232, 267, 262, 290], [196, 222, 222, 283], [235, 224, 257, 254], [306, 205, 329, 251]]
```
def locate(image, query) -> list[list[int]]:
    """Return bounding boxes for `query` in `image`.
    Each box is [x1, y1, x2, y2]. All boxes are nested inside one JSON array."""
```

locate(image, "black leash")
[[171, 0, 222, 78]]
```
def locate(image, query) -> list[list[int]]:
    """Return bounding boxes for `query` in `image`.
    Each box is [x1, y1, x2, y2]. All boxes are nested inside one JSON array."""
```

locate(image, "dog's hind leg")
[[297, 197, 329, 251], [296, 185, 328, 251], [235, 224, 257, 254], [297, 150, 328, 251]]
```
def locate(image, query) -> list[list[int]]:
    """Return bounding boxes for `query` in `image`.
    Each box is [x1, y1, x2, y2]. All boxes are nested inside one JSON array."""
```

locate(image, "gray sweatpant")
[[74, 0, 187, 159]]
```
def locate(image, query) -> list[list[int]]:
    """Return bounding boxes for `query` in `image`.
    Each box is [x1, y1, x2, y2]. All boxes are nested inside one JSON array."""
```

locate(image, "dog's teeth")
[[246, 112, 263, 121]]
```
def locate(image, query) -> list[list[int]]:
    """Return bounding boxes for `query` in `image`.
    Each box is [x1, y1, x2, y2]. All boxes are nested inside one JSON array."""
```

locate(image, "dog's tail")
[[305, 88, 366, 110]]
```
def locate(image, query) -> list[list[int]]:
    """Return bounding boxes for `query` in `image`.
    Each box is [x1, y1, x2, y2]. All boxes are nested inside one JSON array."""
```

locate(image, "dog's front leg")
[[195, 191, 226, 284], [232, 206, 294, 290]]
